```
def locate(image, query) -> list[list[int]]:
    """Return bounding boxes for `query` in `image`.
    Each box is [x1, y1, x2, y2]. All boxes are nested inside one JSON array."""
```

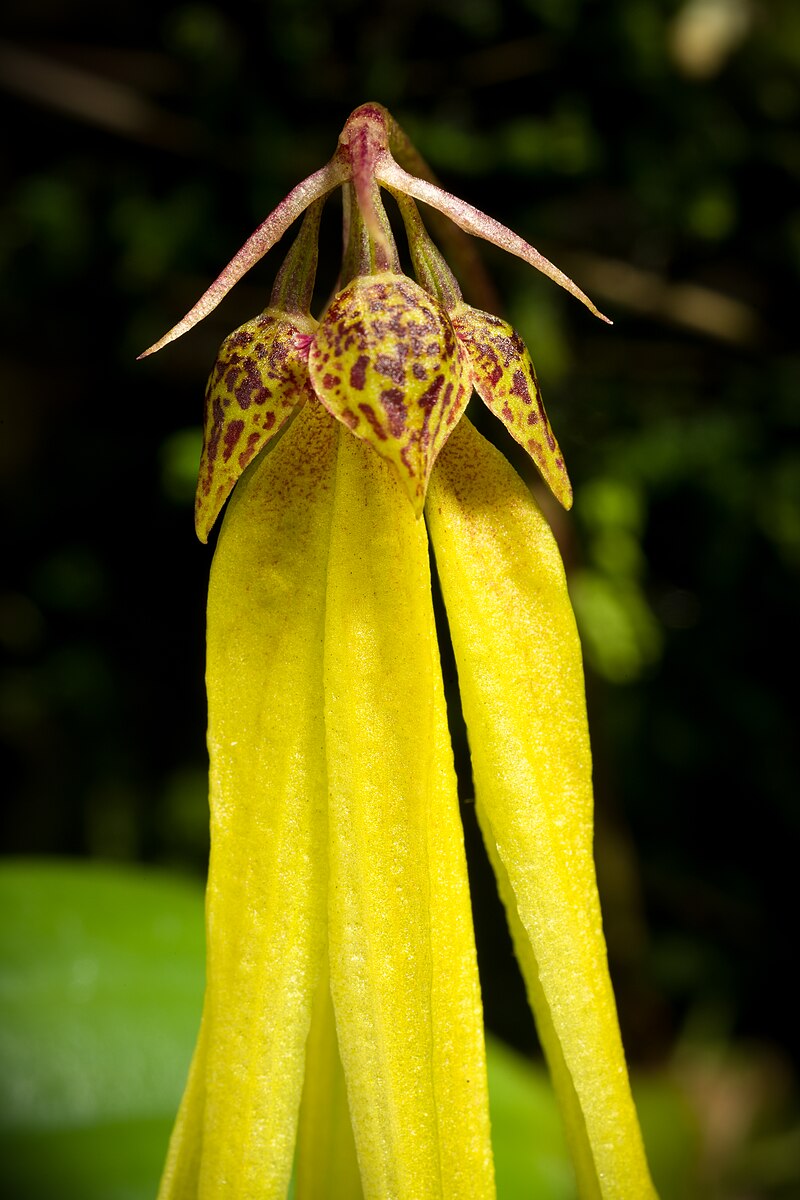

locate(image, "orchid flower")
[[142, 103, 658, 1200]]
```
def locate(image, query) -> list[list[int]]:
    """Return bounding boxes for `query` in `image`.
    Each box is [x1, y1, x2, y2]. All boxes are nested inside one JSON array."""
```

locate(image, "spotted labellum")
[[142, 103, 658, 1200]]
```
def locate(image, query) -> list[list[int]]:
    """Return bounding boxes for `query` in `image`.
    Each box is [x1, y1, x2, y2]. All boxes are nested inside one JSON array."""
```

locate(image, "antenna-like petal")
[[378, 158, 612, 324], [138, 158, 348, 357]]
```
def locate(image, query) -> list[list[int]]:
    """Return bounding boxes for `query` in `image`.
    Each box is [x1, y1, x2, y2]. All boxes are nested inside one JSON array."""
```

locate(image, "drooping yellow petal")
[[426, 416, 657, 1200], [157, 1004, 208, 1199], [195, 309, 317, 542], [295, 954, 363, 1200], [323, 428, 494, 1199], [452, 305, 572, 510], [163, 401, 338, 1200], [309, 272, 470, 515]]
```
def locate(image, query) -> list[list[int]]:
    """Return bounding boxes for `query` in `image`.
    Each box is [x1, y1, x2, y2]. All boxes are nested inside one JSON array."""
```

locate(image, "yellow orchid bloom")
[[142, 103, 658, 1200]]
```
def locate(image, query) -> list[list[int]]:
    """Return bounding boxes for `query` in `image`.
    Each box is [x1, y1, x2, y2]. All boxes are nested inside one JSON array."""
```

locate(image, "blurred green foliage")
[[0, 861, 202, 1199], [1, 0, 799, 1194]]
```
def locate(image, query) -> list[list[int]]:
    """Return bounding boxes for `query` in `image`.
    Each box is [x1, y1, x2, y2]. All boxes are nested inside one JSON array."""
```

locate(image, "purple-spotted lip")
[[304, 272, 471, 514]]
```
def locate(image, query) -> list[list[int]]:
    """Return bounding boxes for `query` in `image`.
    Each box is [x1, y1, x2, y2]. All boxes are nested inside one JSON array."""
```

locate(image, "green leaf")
[[0, 859, 204, 1200], [485, 1036, 575, 1200]]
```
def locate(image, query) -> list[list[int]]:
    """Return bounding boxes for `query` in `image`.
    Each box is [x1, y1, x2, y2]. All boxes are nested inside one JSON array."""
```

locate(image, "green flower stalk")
[[141, 103, 658, 1199]]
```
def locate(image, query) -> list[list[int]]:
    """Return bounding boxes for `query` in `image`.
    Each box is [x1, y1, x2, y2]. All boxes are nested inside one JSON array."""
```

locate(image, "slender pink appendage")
[[137, 158, 349, 358], [377, 159, 612, 325], [339, 105, 393, 263]]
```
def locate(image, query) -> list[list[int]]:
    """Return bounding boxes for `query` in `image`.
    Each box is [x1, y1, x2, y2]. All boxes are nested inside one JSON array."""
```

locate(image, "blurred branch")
[[459, 37, 551, 86], [0, 40, 201, 155], [403, 36, 550, 97], [563, 250, 764, 346]]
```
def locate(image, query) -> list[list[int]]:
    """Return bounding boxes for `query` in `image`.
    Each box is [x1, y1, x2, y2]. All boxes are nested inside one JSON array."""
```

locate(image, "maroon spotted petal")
[[453, 305, 573, 509], [195, 309, 316, 541]]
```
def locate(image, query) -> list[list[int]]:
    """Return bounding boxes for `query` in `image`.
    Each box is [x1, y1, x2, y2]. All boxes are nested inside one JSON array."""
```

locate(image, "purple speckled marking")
[[358, 403, 388, 441], [228, 329, 255, 349], [349, 354, 369, 390], [380, 387, 407, 438], [234, 378, 254, 409], [510, 369, 531, 403], [222, 419, 245, 462], [238, 429, 262, 468], [526, 438, 546, 467], [417, 374, 444, 413], [206, 397, 224, 465], [375, 353, 405, 385], [486, 357, 503, 386]]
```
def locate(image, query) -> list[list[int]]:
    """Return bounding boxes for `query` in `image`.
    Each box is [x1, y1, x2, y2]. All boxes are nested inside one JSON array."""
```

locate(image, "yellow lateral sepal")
[[426, 416, 657, 1200], [323, 429, 494, 1199], [185, 401, 338, 1199]]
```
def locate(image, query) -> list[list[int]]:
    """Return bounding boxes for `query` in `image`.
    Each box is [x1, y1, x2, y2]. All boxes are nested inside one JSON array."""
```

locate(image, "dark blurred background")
[[2, 0, 798, 1195]]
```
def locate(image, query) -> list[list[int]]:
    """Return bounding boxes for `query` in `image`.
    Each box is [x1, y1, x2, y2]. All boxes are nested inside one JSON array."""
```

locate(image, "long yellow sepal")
[[425, 416, 658, 1200], [295, 953, 363, 1199], [157, 1004, 209, 1198], [159, 401, 340, 1200], [323, 427, 495, 1200]]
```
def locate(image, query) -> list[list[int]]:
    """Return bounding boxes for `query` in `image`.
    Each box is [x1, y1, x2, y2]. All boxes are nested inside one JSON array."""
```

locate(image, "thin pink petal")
[[377, 159, 612, 325], [138, 158, 348, 358]]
